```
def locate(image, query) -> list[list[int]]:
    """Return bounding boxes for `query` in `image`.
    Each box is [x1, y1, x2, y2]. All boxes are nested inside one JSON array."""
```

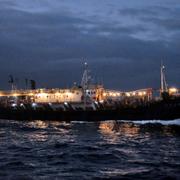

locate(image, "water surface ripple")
[[0, 119, 180, 180]]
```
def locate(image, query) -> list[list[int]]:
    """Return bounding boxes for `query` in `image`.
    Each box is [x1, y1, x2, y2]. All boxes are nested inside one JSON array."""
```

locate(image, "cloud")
[[0, 0, 179, 89]]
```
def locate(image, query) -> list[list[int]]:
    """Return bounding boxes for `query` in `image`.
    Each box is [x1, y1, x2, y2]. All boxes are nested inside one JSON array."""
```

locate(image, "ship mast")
[[81, 62, 91, 109], [81, 62, 91, 89], [160, 62, 168, 94], [8, 75, 15, 91]]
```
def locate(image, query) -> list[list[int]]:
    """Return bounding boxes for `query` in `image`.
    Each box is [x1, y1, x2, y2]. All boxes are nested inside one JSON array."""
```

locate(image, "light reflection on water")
[[99, 121, 140, 144], [99, 121, 139, 137], [24, 120, 74, 142], [0, 119, 179, 179], [27, 120, 49, 129], [27, 132, 49, 142]]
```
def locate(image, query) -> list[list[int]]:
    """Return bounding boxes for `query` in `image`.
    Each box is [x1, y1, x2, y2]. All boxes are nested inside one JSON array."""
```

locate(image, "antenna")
[[25, 78, 28, 90]]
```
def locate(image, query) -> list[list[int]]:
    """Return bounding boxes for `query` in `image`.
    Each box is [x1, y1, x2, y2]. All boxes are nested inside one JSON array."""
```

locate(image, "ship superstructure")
[[0, 63, 179, 110]]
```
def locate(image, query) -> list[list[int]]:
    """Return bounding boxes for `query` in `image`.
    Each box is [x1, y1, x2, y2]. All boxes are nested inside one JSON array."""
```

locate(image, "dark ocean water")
[[0, 119, 180, 180]]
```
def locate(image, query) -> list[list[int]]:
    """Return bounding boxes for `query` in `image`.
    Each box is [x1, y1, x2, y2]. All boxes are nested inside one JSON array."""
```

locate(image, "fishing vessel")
[[0, 63, 179, 121]]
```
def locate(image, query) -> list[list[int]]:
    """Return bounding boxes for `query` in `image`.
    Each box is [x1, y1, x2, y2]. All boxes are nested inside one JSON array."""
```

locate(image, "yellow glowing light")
[[138, 92, 143, 96], [132, 92, 136, 96], [143, 91, 146, 95], [12, 93, 18, 97], [126, 92, 131, 97], [37, 93, 48, 98], [28, 93, 34, 96], [103, 93, 107, 96], [169, 87, 178, 94], [55, 92, 60, 96]]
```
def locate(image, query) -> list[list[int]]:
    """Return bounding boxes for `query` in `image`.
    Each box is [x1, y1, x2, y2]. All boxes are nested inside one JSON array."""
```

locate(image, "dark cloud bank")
[[0, 0, 179, 90]]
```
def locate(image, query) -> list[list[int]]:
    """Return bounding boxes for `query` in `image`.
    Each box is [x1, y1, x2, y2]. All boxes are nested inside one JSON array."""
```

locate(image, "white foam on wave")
[[70, 119, 180, 126], [130, 119, 180, 126]]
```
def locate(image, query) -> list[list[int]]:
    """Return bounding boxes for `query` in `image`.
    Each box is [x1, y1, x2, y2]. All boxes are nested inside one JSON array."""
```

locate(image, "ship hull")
[[0, 98, 180, 121]]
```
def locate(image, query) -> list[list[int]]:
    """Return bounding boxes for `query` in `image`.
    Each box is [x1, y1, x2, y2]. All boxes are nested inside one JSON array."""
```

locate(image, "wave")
[[130, 119, 180, 126]]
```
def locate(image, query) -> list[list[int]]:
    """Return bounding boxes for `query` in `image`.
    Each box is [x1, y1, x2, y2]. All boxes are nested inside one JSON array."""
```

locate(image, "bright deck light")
[[169, 87, 178, 94], [32, 103, 37, 107], [138, 92, 143, 96], [12, 93, 18, 97], [132, 92, 136, 96], [99, 100, 104, 103], [95, 101, 98, 104], [64, 102, 68, 105], [11, 103, 17, 107]]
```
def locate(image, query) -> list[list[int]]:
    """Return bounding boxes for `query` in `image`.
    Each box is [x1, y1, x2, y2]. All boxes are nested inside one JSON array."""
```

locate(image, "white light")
[[20, 103, 24, 107], [11, 103, 17, 107], [37, 93, 47, 98], [32, 103, 37, 107], [64, 102, 68, 105]]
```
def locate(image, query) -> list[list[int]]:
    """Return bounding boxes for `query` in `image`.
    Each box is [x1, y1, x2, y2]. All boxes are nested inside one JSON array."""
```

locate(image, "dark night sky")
[[0, 0, 180, 90]]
